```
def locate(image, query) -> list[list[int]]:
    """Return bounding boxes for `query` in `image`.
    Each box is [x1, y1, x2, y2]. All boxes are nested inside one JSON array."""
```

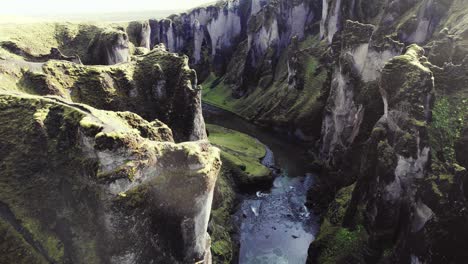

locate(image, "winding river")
[[203, 104, 319, 264]]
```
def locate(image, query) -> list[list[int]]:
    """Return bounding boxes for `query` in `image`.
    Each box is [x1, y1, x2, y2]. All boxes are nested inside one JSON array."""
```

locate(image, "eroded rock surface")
[[88, 28, 130, 65], [0, 93, 220, 264]]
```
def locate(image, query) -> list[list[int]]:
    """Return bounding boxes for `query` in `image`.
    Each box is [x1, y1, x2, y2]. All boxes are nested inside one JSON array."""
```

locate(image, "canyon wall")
[[0, 22, 218, 263], [127, 0, 468, 262]]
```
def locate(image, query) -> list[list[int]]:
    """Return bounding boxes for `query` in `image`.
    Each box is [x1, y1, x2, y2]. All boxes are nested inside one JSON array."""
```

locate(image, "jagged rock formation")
[[0, 19, 216, 264], [88, 27, 130, 65], [141, 0, 327, 139], [0, 43, 207, 142], [0, 0, 467, 263], [307, 0, 468, 263], [130, 0, 466, 262], [0, 92, 220, 264]]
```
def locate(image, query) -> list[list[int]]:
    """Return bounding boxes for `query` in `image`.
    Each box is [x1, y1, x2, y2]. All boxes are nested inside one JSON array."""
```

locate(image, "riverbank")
[[204, 104, 319, 263]]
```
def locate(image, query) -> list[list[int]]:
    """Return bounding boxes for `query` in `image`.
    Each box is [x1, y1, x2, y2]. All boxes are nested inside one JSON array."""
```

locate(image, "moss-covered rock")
[[33, 45, 206, 142], [207, 124, 271, 188], [0, 92, 220, 263], [209, 162, 237, 264]]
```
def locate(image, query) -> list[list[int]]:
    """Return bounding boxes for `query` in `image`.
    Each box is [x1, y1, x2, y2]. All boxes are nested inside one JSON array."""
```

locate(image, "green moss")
[[207, 124, 270, 180], [438, 174, 455, 184], [0, 219, 48, 264], [21, 218, 64, 262], [0, 23, 62, 55], [202, 74, 238, 113], [429, 96, 466, 163], [315, 220, 368, 264], [210, 153, 238, 264], [327, 184, 356, 224], [378, 140, 396, 168]]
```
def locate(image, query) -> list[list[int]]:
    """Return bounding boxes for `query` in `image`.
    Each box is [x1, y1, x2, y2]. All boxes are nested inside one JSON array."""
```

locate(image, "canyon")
[[0, 0, 467, 263]]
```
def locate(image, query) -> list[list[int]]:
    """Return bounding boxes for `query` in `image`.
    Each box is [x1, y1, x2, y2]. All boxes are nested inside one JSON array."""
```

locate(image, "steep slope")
[[0, 92, 220, 263], [0, 17, 218, 264], [133, 0, 468, 262], [125, 0, 326, 140], [307, 0, 468, 263]]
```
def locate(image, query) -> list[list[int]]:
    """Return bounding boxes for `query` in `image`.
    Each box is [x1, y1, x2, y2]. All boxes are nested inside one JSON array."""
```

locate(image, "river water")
[[203, 104, 319, 264]]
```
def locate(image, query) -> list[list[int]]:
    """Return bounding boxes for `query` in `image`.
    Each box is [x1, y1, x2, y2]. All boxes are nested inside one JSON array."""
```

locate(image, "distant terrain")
[[0, 10, 182, 24]]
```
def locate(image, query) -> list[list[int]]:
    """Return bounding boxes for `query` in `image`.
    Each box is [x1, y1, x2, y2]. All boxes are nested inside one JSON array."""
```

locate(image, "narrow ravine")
[[203, 104, 319, 264]]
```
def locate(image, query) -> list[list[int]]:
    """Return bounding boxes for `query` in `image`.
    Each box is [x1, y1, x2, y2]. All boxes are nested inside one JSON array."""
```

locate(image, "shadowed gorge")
[[0, 0, 467, 263]]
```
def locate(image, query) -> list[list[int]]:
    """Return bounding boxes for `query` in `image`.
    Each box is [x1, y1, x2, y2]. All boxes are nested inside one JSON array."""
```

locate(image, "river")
[[203, 104, 319, 264]]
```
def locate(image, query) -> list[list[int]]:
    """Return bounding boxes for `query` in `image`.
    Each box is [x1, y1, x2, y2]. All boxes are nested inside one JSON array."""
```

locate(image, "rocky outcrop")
[[88, 28, 130, 65], [127, 21, 152, 50], [0, 93, 220, 263], [319, 20, 375, 163], [311, 44, 439, 263], [36, 45, 206, 142], [144, 0, 320, 79]]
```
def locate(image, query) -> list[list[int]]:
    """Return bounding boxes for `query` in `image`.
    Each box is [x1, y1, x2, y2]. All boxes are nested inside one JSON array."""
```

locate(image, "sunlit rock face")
[[141, 0, 321, 80], [88, 28, 130, 65], [0, 93, 221, 264]]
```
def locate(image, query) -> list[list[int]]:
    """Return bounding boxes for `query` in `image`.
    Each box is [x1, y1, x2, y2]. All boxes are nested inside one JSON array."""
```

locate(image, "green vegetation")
[[0, 23, 62, 55], [0, 219, 49, 264], [312, 182, 369, 263], [429, 96, 466, 163], [326, 184, 356, 225], [315, 220, 368, 264], [202, 74, 237, 112], [210, 167, 236, 264], [207, 124, 270, 181], [202, 35, 327, 137]]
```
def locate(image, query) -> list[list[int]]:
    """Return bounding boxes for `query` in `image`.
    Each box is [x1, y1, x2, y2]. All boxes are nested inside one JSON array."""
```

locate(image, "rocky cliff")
[[0, 93, 220, 263], [1, 0, 467, 263], [0, 21, 218, 264], [122, 0, 327, 139], [1, 38, 207, 142], [307, 0, 468, 263], [127, 0, 468, 262]]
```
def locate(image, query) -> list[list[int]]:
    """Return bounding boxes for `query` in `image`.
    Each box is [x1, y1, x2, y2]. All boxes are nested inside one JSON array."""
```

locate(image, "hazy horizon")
[[0, 0, 216, 15], [0, 0, 216, 23]]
